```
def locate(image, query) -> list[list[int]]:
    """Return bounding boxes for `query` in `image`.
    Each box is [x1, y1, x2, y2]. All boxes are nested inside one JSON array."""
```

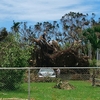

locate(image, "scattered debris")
[[54, 80, 75, 90]]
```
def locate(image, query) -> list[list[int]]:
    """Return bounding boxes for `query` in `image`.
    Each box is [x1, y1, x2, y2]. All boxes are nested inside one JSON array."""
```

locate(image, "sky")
[[0, 0, 100, 31]]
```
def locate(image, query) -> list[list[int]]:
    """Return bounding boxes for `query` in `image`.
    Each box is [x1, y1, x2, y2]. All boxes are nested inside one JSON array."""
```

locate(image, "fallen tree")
[[30, 33, 89, 69]]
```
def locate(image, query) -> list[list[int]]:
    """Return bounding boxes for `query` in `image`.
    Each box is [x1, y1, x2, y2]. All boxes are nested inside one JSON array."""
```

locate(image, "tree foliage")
[[0, 28, 33, 90], [83, 24, 100, 59], [82, 24, 100, 86], [0, 28, 8, 41]]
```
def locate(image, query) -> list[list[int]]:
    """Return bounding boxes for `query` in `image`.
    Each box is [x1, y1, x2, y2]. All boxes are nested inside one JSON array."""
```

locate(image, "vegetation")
[[0, 81, 100, 100], [0, 28, 33, 90], [28, 12, 95, 67], [83, 27, 100, 60], [83, 23, 100, 86], [0, 12, 100, 90]]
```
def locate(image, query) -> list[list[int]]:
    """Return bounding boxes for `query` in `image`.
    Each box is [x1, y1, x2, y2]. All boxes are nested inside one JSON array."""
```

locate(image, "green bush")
[[89, 59, 96, 67], [0, 33, 32, 90], [0, 69, 25, 90]]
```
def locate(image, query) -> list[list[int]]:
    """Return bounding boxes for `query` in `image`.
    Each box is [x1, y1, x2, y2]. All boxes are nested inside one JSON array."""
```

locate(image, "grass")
[[0, 81, 100, 100]]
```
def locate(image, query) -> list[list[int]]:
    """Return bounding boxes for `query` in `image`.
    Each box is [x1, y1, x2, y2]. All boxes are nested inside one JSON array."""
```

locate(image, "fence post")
[[97, 48, 99, 67], [92, 68, 96, 86], [28, 68, 30, 100]]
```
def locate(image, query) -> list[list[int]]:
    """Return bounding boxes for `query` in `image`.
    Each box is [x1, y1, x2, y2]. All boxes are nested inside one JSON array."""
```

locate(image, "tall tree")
[[60, 12, 90, 43]]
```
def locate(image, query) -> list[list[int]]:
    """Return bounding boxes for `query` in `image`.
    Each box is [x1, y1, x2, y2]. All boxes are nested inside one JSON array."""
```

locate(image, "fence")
[[0, 67, 100, 100]]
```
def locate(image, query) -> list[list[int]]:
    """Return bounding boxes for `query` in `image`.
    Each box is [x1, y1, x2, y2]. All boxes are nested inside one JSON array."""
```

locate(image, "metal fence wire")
[[0, 67, 100, 100]]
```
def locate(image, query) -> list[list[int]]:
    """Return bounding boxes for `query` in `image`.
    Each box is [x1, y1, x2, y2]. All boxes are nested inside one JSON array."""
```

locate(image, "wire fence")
[[0, 67, 100, 100]]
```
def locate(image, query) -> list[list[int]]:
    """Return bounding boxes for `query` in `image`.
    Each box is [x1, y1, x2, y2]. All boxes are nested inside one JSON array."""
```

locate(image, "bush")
[[0, 33, 32, 90], [0, 69, 25, 90]]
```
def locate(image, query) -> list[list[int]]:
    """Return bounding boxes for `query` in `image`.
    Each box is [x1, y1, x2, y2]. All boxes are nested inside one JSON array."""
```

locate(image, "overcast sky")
[[0, 0, 100, 30]]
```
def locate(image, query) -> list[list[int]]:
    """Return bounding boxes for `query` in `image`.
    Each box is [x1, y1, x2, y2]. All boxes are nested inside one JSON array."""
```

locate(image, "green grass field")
[[0, 81, 100, 100]]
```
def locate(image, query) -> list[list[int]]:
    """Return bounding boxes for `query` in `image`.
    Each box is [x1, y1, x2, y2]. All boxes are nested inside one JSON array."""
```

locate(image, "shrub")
[[0, 33, 32, 90]]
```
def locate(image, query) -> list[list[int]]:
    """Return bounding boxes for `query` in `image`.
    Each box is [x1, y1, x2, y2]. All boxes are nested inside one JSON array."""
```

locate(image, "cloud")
[[0, 0, 100, 23]]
